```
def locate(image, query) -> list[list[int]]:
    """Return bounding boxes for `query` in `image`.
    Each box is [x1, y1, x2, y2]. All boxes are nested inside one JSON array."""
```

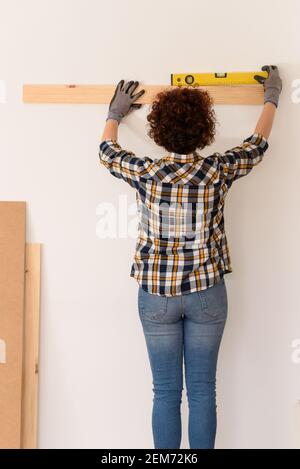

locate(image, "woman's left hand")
[[106, 79, 145, 123]]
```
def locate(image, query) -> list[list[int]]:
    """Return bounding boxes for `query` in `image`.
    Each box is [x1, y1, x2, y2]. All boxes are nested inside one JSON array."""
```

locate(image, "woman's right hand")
[[254, 65, 282, 108]]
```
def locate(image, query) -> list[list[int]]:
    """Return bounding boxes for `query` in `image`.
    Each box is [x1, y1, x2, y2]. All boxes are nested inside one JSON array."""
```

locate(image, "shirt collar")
[[164, 151, 202, 163]]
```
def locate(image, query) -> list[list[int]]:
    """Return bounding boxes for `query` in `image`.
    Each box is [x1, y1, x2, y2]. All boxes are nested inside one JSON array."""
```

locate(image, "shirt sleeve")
[[99, 139, 153, 189], [217, 133, 269, 184]]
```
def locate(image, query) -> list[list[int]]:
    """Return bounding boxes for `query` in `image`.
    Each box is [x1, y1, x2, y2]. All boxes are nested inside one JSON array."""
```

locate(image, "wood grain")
[[23, 84, 264, 105], [21, 244, 41, 449]]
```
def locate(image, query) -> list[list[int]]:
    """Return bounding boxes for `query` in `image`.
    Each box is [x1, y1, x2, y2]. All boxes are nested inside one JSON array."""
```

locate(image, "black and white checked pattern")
[[99, 133, 269, 296]]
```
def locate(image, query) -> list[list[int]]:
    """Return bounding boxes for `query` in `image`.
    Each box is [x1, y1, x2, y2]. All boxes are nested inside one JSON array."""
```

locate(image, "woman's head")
[[146, 87, 217, 154]]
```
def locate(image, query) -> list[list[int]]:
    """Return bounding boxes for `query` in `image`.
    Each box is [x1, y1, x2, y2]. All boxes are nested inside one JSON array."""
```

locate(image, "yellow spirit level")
[[171, 71, 268, 87]]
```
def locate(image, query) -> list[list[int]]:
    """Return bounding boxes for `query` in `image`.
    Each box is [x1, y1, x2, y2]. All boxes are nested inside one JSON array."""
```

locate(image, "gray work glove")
[[106, 79, 145, 123], [254, 65, 282, 108]]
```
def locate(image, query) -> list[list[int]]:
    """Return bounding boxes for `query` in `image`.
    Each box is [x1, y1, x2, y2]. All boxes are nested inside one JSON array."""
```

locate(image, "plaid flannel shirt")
[[99, 133, 269, 296]]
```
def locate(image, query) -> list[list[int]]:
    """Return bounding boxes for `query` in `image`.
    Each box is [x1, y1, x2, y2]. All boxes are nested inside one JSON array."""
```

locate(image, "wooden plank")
[[0, 201, 26, 449], [21, 244, 41, 449], [23, 84, 264, 105]]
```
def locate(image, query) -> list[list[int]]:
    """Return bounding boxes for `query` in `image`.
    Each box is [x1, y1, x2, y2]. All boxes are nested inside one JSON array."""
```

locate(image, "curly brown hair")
[[146, 87, 217, 154]]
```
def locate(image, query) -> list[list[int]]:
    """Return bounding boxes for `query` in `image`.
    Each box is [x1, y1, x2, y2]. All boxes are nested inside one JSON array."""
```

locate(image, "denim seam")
[[197, 290, 209, 312]]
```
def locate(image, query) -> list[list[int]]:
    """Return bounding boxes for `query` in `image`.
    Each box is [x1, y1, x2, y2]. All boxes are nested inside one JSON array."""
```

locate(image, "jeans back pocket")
[[138, 286, 168, 321], [196, 278, 228, 322]]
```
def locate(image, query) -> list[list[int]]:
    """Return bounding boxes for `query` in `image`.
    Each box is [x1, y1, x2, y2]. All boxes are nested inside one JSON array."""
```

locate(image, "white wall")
[[0, 0, 299, 449]]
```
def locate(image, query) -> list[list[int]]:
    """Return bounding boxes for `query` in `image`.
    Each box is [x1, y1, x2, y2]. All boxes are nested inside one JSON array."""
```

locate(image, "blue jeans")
[[138, 277, 228, 449]]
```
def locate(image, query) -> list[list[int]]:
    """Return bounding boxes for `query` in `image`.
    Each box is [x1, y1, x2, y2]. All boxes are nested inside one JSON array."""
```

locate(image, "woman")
[[98, 66, 282, 449]]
